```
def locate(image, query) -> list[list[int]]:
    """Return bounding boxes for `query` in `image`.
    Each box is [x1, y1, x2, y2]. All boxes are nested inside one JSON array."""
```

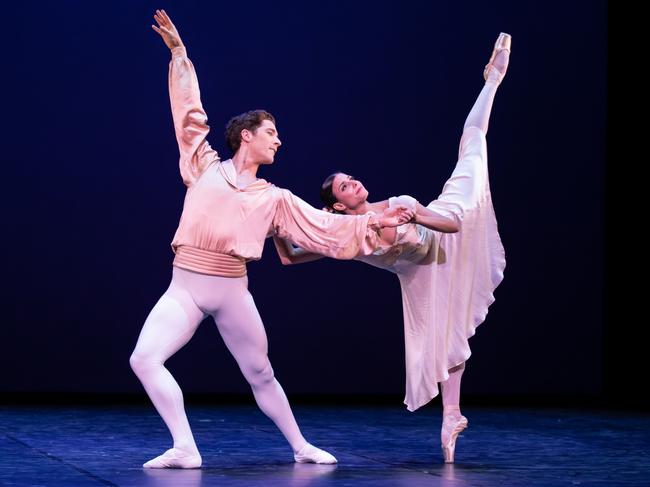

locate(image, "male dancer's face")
[[332, 173, 369, 212], [245, 119, 282, 164]]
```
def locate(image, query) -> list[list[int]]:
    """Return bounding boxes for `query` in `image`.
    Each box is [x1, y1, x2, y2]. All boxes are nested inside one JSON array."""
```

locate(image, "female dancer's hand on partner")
[[378, 205, 414, 228], [152, 9, 184, 49]]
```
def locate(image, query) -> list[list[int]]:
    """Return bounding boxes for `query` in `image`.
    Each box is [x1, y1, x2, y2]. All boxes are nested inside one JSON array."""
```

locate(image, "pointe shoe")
[[294, 443, 338, 464], [142, 448, 202, 469], [441, 415, 468, 464], [483, 32, 511, 84]]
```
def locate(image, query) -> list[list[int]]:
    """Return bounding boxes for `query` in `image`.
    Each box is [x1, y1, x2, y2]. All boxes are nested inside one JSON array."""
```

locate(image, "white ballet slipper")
[[293, 443, 338, 464], [142, 447, 202, 469]]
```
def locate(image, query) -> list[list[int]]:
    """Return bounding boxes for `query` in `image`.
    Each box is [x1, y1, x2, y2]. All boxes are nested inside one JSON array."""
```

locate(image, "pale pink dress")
[[356, 127, 506, 411]]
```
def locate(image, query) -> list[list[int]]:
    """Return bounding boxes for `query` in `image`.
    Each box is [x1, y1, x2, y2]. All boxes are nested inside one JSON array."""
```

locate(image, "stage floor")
[[1, 404, 648, 486]]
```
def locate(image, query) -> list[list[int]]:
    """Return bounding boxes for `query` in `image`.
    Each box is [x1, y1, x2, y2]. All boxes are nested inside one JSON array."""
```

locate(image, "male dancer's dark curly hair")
[[224, 110, 276, 152]]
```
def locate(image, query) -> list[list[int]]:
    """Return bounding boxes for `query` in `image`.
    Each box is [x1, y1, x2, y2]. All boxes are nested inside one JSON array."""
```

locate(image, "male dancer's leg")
[[130, 268, 206, 468], [211, 276, 337, 464]]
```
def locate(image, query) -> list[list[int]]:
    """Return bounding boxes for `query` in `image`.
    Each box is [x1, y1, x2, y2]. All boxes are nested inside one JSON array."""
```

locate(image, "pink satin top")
[[167, 46, 379, 276]]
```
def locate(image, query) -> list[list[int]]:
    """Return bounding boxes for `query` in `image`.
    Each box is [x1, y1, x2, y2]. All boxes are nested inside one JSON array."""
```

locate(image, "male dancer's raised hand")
[[152, 9, 184, 50]]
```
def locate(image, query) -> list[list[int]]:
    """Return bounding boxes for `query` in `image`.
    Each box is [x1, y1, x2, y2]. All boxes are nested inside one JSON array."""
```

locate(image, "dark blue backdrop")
[[2, 1, 607, 399]]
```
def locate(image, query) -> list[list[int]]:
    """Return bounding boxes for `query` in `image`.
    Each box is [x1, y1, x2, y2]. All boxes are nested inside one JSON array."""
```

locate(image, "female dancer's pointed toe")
[[441, 415, 468, 464], [483, 32, 512, 83]]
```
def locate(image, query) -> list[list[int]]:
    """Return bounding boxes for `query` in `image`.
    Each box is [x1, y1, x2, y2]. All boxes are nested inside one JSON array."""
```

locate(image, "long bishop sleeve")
[[169, 46, 219, 186], [273, 189, 379, 259]]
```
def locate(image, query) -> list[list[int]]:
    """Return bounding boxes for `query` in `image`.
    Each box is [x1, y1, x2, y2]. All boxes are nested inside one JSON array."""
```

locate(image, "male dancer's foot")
[[294, 443, 338, 464], [143, 447, 202, 469]]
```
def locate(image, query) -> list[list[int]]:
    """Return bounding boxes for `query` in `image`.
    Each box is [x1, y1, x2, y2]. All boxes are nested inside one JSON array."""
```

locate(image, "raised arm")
[[152, 9, 183, 50], [152, 10, 219, 186]]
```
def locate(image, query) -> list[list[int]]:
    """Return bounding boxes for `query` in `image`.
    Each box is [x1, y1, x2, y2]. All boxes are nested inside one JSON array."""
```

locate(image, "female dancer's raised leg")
[[464, 32, 511, 133]]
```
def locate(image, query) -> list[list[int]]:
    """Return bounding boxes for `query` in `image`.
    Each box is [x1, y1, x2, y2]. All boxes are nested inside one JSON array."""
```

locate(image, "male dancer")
[[129, 10, 412, 469]]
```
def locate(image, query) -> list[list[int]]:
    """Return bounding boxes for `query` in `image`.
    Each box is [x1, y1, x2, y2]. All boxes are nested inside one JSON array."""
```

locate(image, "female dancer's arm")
[[413, 203, 461, 233]]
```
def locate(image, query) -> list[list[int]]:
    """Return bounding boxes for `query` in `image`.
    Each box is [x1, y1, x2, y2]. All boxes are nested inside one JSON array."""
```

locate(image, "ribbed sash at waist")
[[173, 246, 247, 277]]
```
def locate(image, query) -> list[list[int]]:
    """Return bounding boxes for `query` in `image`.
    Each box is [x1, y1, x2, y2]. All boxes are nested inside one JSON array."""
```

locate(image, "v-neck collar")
[[218, 159, 270, 191]]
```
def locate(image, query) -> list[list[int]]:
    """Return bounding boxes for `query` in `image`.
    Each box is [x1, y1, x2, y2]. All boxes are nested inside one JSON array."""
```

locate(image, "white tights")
[[464, 47, 509, 134], [130, 267, 308, 454]]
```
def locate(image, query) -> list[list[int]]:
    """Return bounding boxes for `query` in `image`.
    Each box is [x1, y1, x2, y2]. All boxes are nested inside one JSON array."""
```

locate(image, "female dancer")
[[274, 33, 510, 463], [130, 10, 412, 469]]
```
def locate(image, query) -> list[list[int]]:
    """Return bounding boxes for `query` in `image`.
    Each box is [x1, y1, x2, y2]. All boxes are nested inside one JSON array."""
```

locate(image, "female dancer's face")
[[331, 173, 369, 212]]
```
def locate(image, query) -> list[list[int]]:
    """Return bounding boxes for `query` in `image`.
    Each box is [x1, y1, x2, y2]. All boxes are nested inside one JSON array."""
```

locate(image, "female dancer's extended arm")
[[413, 203, 461, 233]]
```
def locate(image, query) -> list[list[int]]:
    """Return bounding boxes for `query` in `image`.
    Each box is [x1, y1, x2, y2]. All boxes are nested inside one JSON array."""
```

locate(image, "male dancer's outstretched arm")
[[153, 9, 219, 186]]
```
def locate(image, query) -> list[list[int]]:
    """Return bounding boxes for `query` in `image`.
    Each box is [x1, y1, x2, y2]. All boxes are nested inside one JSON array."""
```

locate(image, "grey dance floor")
[[1, 404, 648, 486]]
